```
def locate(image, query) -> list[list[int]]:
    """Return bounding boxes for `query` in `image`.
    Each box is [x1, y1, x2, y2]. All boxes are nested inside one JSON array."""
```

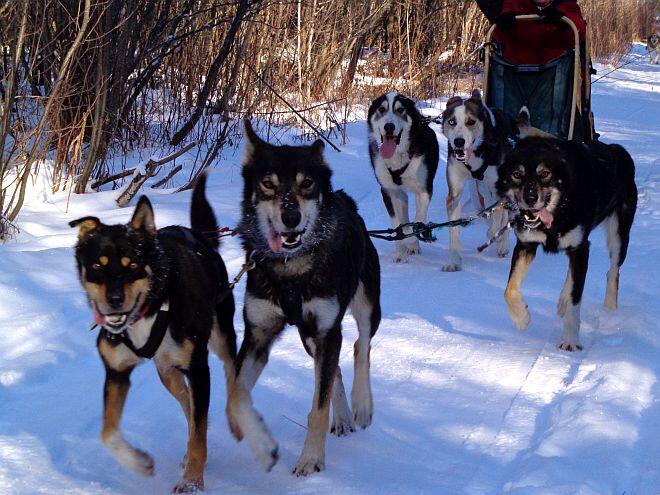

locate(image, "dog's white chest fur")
[[120, 302, 194, 368], [126, 314, 158, 348], [516, 225, 585, 249], [374, 154, 426, 192]]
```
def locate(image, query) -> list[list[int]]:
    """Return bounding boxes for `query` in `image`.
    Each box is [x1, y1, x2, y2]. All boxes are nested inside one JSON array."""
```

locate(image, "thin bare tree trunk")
[[170, 0, 252, 146]]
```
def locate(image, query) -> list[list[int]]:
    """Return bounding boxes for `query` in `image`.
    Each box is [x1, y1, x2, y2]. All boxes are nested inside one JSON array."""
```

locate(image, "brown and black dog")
[[70, 173, 236, 493]]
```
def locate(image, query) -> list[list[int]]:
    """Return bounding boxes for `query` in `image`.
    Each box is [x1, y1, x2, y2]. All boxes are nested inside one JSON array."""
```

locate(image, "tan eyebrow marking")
[[99, 256, 109, 266], [121, 257, 131, 267]]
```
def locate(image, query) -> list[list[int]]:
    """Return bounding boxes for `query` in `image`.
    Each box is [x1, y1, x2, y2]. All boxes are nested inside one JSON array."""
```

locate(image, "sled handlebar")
[[483, 15, 581, 140]]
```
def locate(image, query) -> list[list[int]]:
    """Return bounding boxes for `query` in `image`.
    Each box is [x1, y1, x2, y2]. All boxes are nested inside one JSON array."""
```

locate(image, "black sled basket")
[[483, 14, 595, 141]]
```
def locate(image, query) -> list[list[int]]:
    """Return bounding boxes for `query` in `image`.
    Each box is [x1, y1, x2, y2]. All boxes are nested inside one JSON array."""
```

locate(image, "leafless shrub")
[[0, 0, 654, 229]]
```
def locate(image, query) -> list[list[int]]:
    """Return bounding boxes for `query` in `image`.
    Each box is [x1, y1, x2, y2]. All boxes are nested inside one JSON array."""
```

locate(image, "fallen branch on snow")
[[115, 142, 196, 207], [151, 164, 183, 189]]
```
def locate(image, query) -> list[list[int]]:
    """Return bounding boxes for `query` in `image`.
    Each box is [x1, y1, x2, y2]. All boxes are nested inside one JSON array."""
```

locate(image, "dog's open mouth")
[[379, 131, 402, 159], [453, 145, 474, 163], [520, 208, 554, 229], [94, 296, 142, 333], [268, 226, 305, 253]]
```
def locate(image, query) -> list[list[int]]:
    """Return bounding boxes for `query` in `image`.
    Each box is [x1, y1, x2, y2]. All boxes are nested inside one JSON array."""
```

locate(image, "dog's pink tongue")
[[93, 310, 105, 326], [268, 227, 283, 253], [380, 137, 397, 159], [538, 209, 554, 228], [465, 145, 474, 162]]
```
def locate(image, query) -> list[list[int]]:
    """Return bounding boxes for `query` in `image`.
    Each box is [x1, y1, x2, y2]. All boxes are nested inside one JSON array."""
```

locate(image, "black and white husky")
[[497, 137, 637, 351], [647, 33, 659, 64], [367, 92, 439, 262], [441, 89, 516, 271], [226, 121, 381, 476]]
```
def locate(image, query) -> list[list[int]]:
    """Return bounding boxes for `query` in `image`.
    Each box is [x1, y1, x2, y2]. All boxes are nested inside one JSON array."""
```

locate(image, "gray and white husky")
[[441, 89, 516, 271], [367, 92, 439, 262]]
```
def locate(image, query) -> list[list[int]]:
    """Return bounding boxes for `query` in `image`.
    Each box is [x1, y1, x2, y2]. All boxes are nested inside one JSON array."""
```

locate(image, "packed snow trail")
[[0, 45, 658, 494]]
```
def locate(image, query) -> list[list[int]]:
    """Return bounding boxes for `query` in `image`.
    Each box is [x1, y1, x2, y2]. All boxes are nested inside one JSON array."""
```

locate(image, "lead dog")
[[226, 121, 381, 476], [647, 33, 659, 64], [70, 174, 236, 493], [497, 136, 637, 351], [367, 92, 439, 262], [441, 89, 516, 271]]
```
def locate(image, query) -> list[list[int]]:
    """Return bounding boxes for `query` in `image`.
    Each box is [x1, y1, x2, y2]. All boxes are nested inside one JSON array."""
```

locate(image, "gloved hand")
[[495, 12, 518, 31], [536, 8, 567, 30]]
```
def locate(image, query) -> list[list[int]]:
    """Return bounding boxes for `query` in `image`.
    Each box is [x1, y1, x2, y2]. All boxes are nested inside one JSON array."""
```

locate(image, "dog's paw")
[[441, 262, 462, 272], [558, 341, 583, 352], [405, 240, 422, 256], [247, 421, 279, 472], [172, 478, 203, 494], [104, 433, 155, 476], [394, 253, 410, 263], [508, 300, 531, 331], [330, 412, 355, 437], [292, 453, 325, 477], [131, 448, 155, 477], [351, 394, 373, 429], [497, 248, 510, 258]]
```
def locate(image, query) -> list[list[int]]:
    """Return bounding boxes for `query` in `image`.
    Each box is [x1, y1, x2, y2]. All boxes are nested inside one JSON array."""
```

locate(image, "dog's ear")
[[445, 96, 463, 109], [242, 119, 267, 165], [471, 89, 482, 101], [69, 216, 101, 239], [400, 96, 423, 121], [442, 96, 463, 120], [517, 106, 530, 126], [129, 196, 157, 236], [516, 106, 555, 139], [310, 139, 325, 156]]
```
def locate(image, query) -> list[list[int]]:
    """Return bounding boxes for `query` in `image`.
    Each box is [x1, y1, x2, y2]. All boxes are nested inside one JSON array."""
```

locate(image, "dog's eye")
[[379, 107, 386, 114], [92, 263, 102, 270], [261, 179, 275, 190], [538, 170, 552, 180], [396, 107, 405, 114], [512, 171, 523, 180], [466, 119, 476, 126], [300, 178, 314, 189], [448, 119, 456, 126], [129, 261, 139, 269]]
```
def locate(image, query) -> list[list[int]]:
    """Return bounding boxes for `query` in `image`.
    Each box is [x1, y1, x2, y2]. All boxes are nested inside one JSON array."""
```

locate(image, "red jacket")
[[494, 0, 586, 64]]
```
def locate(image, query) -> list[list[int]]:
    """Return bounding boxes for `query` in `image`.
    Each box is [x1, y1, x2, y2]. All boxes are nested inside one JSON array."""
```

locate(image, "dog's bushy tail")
[[612, 144, 636, 186], [191, 169, 220, 249]]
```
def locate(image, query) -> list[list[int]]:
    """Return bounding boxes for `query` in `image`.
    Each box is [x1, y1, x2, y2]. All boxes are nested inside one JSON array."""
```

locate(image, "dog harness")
[[465, 152, 490, 181], [387, 163, 410, 185]]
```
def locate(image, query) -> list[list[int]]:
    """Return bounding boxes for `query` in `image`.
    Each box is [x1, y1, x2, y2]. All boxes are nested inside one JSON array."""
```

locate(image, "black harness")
[[465, 146, 491, 181], [101, 308, 170, 359], [388, 163, 410, 185]]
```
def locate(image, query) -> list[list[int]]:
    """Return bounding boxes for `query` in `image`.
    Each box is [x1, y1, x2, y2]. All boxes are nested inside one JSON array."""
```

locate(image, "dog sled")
[[483, 14, 595, 141]]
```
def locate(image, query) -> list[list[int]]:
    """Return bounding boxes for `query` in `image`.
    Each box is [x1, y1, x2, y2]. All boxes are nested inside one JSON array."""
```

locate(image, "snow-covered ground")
[[1, 46, 659, 494]]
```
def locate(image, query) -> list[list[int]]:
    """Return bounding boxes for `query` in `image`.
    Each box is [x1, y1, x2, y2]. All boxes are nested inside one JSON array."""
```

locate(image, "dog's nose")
[[384, 123, 395, 134], [106, 290, 124, 309], [523, 185, 538, 206], [281, 209, 302, 229], [454, 138, 465, 148]]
